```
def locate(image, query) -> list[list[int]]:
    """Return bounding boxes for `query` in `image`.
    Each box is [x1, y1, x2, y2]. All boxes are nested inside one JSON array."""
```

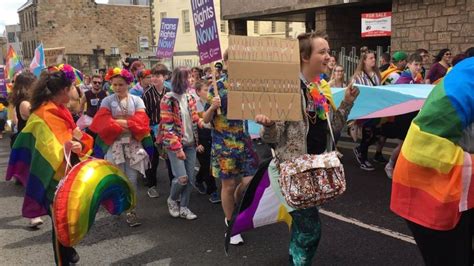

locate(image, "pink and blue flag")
[[30, 43, 46, 77]]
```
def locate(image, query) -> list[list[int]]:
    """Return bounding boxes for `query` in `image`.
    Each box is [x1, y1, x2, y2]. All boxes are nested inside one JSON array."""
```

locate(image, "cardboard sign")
[[190, 0, 222, 65], [156, 18, 179, 58], [227, 36, 302, 121], [361, 12, 391, 38], [44, 47, 66, 66]]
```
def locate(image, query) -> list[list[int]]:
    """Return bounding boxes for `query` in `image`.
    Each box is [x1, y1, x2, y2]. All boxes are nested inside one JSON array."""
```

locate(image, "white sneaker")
[[167, 197, 180, 218], [385, 163, 394, 179], [229, 234, 244, 245], [225, 218, 244, 245], [179, 207, 197, 220], [28, 217, 43, 228], [147, 186, 159, 198]]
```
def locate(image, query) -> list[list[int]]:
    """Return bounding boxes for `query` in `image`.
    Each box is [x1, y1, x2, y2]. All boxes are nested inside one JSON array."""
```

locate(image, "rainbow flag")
[[226, 159, 292, 252], [6, 102, 93, 218], [5, 45, 23, 80], [391, 57, 474, 231]]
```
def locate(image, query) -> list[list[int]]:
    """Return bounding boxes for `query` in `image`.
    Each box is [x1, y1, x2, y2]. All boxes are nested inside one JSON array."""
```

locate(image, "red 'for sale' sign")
[[361, 12, 391, 38]]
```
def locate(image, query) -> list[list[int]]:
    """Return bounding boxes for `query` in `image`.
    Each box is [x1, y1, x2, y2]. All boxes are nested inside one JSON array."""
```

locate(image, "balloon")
[[53, 159, 136, 247]]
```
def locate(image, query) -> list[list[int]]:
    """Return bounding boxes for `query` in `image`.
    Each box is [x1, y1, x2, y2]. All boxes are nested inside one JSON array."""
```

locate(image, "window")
[[7, 32, 15, 43], [182, 10, 190, 33], [254, 21, 259, 34], [220, 20, 226, 33], [160, 12, 167, 22], [271, 21, 276, 33]]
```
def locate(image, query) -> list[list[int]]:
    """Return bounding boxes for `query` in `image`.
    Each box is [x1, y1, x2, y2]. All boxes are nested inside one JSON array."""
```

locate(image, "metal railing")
[[334, 46, 391, 82]]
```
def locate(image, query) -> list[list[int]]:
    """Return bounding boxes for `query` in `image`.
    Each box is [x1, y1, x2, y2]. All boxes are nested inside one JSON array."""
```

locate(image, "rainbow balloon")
[[53, 159, 136, 247]]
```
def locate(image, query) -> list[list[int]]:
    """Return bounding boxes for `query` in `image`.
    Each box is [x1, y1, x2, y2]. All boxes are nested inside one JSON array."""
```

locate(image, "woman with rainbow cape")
[[89, 67, 153, 227], [391, 57, 474, 265], [6, 65, 94, 265]]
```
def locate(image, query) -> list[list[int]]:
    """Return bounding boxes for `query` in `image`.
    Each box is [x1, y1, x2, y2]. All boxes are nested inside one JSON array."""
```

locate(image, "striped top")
[[142, 85, 166, 126]]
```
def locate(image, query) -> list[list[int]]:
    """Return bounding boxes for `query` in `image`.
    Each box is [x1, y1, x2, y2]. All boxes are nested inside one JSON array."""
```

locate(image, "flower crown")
[[48, 64, 83, 85], [138, 69, 151, 79], [105, 68, 134, 84]]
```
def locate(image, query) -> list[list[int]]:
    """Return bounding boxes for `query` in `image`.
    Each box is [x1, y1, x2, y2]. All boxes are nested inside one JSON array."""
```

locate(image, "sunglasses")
[[444, 53, 452, 56], [93, 81, 102, 84]]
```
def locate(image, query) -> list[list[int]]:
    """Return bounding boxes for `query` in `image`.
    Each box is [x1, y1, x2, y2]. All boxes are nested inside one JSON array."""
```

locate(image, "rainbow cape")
[[6, 102, 93, 218], [5, 45, 24, 80], [90, 108, 154, 159], [391, 57, 474, 231]]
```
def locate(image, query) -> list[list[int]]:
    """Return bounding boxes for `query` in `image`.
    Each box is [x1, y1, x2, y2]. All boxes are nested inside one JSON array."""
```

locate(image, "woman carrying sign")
[[255, 31, 359, 265]]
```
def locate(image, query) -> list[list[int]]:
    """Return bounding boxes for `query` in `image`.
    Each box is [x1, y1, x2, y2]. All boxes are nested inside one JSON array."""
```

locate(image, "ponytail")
[[30, 71, 73, 112]]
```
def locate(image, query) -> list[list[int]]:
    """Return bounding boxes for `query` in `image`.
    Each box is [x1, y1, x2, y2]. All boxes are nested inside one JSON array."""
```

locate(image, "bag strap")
[[325, 111, 338, 153]]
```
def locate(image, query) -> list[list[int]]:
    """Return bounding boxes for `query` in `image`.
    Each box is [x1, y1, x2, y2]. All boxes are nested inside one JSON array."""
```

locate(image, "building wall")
[[391, 0, 474, 55], [5, 25, 23, 59], [314, 4, 392, 52], [18, 0, 152, 72]]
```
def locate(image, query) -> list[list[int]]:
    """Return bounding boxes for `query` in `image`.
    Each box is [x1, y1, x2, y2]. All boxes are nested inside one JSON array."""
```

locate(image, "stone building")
[[18, 0, 152, 74], [220, 0, 473, 57]]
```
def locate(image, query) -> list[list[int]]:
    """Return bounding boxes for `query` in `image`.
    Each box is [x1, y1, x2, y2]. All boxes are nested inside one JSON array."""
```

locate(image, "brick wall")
[[391, 0, 474, 55]]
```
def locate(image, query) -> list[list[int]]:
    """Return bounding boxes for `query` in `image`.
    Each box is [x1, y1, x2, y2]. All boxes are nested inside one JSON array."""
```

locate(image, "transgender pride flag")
[[30, 43, 46, 77]]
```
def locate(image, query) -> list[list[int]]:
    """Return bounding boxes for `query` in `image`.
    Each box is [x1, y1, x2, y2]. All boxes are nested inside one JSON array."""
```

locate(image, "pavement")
[[0, 132, 424, 265]]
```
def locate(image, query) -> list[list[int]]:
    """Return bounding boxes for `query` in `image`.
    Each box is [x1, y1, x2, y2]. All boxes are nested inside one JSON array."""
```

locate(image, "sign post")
[[361, 12, 392, 38], [191, 0, 223, 113], [227, 36, 302, 121], [156, 18, 179, 59]]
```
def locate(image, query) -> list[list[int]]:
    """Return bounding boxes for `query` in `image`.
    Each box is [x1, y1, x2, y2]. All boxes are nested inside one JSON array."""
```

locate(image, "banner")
[[30, 43, 46, 77], [361, 12, 391, 38], [44, 47, 66, 66], [190, 0, 222, 65], [332, 84, 434, 120], [156, 18, 179, 59], [227, 36, 302, 121], [0, 66, 6, 97]]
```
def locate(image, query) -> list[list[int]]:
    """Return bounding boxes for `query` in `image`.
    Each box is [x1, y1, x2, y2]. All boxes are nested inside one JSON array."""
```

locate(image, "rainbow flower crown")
[[105, 68, 134, 84], [48, 64, 83, 85]]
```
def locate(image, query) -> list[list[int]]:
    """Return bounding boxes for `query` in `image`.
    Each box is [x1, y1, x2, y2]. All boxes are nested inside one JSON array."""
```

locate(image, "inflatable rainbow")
[[53, 159, 136, 247]]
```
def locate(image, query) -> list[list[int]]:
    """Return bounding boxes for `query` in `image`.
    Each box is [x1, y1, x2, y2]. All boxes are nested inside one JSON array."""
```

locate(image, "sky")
[[1, 0, 108, 34]]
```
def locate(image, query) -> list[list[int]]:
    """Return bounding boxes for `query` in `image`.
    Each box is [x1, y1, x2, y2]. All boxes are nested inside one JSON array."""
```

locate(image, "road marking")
[[319, 208, 416, 244]]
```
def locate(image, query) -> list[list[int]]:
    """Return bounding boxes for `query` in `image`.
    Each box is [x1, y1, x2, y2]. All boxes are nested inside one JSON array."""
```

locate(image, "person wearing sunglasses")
[[79, 74, 107, 133], [426, 48, 452, 84]]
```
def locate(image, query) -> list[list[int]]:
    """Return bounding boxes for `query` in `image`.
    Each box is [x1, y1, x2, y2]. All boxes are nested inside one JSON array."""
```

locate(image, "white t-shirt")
[[100, 94, 146, 118]]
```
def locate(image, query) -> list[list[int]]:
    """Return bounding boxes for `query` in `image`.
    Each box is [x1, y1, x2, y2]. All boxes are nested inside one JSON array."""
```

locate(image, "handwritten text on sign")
[[227, 36, 302, 121], [44, 47, 66, 66], [191, 0, 222, 65]]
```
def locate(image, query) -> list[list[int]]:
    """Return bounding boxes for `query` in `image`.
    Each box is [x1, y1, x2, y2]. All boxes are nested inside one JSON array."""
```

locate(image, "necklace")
[[116, 94, 129, 116]]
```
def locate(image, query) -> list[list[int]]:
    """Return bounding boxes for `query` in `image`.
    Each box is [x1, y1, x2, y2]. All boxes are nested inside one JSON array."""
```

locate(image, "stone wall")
[[391, 0, 473, 55], [19, 0, 151, 72]]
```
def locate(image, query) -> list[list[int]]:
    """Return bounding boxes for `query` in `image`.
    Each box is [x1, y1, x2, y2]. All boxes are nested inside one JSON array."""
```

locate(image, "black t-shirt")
[[301, 81, 328, 155], [85, 89, 107, 117]]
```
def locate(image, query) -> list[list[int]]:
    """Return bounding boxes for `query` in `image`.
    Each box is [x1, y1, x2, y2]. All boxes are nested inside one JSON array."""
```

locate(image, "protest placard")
[[156, 18, 179, 58], [44, 47, 66, 66], [227, 35, 302, 121], [0, 67, 6, 97], [191, 0, 222, 65]]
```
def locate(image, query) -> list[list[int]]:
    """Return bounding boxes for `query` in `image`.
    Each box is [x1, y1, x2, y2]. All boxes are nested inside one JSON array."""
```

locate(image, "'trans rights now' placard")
[[227, 36, 302, 121], [191, 0, 222, 65], [156, 18, 179, 58]]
